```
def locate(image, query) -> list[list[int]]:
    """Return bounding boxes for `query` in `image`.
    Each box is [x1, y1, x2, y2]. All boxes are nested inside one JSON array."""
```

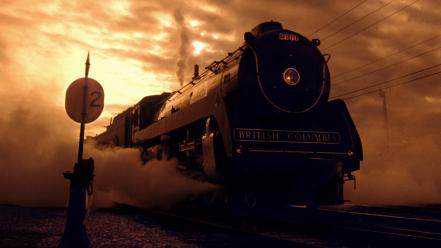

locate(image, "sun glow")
[[108, 0, 131, 16], [189, 19, 201, 28], [192, 41, 206, 55]]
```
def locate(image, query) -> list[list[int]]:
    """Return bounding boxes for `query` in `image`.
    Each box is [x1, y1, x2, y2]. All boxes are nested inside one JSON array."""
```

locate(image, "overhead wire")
[[312, 1, 436, 103], [308, 0, 370, 37], [322, 0, 420, 50], [333, 44, 441, 86], [320, 0, 394, 42], [333, 34, 440, 79], [331, 63, 441, 99], [340, 70, 441, 101]]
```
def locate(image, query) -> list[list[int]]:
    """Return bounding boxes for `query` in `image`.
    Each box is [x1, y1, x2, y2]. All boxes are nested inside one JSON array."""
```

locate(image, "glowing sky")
[[1, 0, 441, 204], [1, 0, 439, 132]]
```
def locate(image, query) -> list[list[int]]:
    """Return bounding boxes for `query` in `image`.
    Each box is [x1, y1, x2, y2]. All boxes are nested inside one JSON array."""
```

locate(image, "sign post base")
[[58, 158, 94, 248]]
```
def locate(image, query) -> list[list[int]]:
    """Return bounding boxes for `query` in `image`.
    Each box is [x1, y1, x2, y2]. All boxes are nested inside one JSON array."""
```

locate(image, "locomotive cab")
[[131, 93, 171, 139]]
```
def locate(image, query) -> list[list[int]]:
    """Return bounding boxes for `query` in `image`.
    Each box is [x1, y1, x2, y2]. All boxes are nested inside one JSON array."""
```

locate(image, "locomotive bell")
[[250, 21, 283, 38], [245, 21, 284, 44]]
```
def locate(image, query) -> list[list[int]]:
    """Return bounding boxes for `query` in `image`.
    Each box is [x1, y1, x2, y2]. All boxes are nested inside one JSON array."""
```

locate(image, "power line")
[[333, 63, 441, 98], [308, 0, 370, 37], [341, 70, 441, 101], [333, 44, 441, 86], [331, 63, 441, 99], [323, 0, 420, 51], [321, 0, 394, 42], [333, 34, 440, 79]]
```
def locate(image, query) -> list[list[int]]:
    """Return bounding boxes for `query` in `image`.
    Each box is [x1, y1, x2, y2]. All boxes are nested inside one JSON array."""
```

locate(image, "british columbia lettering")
[[234, 128, 341, 144]]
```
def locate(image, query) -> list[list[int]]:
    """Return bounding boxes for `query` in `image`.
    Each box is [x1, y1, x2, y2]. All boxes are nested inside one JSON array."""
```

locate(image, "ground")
[[0, 205, 201, 248]]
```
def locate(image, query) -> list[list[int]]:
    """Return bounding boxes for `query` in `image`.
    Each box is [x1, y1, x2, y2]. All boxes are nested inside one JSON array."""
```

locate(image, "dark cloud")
[[0, 12, 29, 27], [0, 35, 9, 64], [102, 47, 176, 75]]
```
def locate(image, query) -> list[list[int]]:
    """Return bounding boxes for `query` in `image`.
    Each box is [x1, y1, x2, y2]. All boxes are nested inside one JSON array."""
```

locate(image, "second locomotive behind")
[[95, 21, 362, 206]]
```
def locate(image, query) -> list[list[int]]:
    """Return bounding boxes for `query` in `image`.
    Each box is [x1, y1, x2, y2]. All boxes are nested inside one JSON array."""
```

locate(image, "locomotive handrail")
[[164, 44, 247, 103]]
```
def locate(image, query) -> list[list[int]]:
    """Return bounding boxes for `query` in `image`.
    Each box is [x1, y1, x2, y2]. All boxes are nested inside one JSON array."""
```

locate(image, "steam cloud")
[[0, 95, 76, 207], [344, 92, 441, 205], [173, 8, 190, 86], [85, 145, 220, 209], [0, 91, 219, 208]]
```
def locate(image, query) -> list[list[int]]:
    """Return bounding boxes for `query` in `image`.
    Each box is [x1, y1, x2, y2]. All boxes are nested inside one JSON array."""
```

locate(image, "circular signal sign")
[[65, 77, 104, 123]]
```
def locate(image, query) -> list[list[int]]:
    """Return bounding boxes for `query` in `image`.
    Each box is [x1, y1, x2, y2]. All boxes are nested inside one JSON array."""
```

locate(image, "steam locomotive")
[[95, 21, 362, 207]]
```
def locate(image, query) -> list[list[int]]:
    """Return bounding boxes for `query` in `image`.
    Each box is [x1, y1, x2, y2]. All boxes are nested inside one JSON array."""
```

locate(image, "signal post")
[[59, 53, 104, 248]]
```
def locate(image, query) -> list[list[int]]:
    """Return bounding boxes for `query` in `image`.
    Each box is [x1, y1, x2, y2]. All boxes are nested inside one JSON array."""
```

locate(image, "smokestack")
[[193, 64, 199, 80]]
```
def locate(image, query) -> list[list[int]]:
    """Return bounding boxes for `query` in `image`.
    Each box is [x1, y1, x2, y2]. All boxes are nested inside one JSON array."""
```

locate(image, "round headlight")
[[282, 67, 300, 86]]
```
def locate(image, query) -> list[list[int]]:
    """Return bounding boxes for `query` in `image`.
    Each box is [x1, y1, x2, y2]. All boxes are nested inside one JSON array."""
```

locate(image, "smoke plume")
[[173, 8, 190, 86]]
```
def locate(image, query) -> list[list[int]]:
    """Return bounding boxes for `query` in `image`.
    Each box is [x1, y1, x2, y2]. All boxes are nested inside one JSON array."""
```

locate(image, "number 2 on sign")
[[90, 91, 101, 107]]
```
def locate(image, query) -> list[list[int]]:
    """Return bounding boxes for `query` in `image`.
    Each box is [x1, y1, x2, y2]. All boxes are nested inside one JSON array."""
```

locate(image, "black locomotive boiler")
[[95, 21, 362, 207]]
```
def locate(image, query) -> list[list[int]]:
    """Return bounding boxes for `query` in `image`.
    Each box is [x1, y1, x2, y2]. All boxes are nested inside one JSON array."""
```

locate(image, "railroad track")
[[299, 204, 441, 247], [109, 203, 441, 247], [111, 204, 336, 247]]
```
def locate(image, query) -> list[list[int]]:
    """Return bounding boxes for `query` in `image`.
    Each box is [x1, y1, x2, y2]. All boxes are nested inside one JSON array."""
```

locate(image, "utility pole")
[[378, 89, 389, 152]]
